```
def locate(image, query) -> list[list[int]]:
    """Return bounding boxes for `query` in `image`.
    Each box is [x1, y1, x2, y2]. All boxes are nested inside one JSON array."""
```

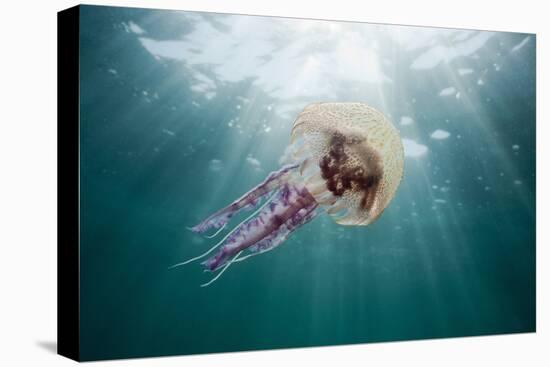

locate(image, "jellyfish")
[[172, 102, 404, 286]]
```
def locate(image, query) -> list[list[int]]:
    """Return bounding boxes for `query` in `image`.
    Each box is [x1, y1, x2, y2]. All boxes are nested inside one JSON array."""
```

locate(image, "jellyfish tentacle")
[[168, 191, 277, 269], [236, 202, 319, 263], [203, 223, 227, 239], [190, 163, 299, 234], [202, 183, 317, 272], [200, 250, 243, 287]]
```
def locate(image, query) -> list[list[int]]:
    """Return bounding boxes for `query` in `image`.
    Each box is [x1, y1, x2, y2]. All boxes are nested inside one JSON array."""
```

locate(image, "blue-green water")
[[78, 5, 535, 361]]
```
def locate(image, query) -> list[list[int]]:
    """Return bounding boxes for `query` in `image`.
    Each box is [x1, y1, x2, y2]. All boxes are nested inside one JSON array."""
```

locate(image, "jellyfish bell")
[[172, 102, 404, 286], [290, 102, 404, 226]]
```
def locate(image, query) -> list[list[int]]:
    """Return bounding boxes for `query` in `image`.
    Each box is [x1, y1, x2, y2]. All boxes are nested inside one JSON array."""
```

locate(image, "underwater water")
[[78, 5, 536, 361]]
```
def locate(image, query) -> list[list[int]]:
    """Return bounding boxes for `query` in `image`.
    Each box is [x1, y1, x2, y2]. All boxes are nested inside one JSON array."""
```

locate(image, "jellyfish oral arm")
[[202, 184, 318, 272], [190, 163, 299, 234]]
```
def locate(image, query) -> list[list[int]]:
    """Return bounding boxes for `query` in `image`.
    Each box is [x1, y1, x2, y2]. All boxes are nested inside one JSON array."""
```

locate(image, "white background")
[[0, 0, 547, 365]]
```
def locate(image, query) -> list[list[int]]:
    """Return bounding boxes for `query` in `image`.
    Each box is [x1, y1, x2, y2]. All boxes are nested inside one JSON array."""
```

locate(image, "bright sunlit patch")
[[245, 156, 262, 171], [410, 31, 494, 69], [288, 19, 343, 35], [511, 36, 530, 52], [162, 128, 175, 136], [136, 15, 391, 112], [458, 68, 473, 76], [439, 87, 456, 96], [402, 138, 428, 158], [333, 32, 391, 84], [400, 116, 414, 126], [128, 21, 146, 35], [431, 129, 451, 140], [209, 159, 223, 172]]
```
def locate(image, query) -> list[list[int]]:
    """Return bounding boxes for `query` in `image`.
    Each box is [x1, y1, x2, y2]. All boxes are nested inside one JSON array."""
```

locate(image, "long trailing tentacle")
[[168, 191, 278, 270], [176, 161, 321, 286], [200, 200, 319, 286], [206, 186, 320, 273], [233, 248, 273, 263], [184, 222, 227, 240], [204, 223, 227, 239], [200, 250, 243, 288], [201, 184, 317, 272], [190, 163, 299, 234]]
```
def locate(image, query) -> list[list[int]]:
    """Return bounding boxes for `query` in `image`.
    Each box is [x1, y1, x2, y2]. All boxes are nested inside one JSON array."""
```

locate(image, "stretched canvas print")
[[58, 4, 536, 362]]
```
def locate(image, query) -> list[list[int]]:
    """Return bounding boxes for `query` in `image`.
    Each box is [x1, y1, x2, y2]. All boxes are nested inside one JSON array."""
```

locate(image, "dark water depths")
[[77, 5, 535, 361]]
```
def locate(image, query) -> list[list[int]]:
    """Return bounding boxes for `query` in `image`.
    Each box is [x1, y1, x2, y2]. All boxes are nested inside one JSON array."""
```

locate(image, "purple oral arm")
[[190, 163, 299, 234], [248, 201, 319, 254], [202, 184, 318, 272]]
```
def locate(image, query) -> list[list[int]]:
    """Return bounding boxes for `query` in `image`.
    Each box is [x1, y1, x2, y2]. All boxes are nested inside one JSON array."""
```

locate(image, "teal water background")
[[78, 5, 536, 361]]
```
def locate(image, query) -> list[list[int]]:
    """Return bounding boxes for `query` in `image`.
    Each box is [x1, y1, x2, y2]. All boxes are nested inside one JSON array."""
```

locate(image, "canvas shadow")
[[36, 340, 57, 354]]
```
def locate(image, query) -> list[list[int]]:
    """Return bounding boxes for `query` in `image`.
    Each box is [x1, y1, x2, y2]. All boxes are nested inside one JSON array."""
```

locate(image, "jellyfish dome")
[[289, 102, 404, 226], [172, 102, 404, 286]]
